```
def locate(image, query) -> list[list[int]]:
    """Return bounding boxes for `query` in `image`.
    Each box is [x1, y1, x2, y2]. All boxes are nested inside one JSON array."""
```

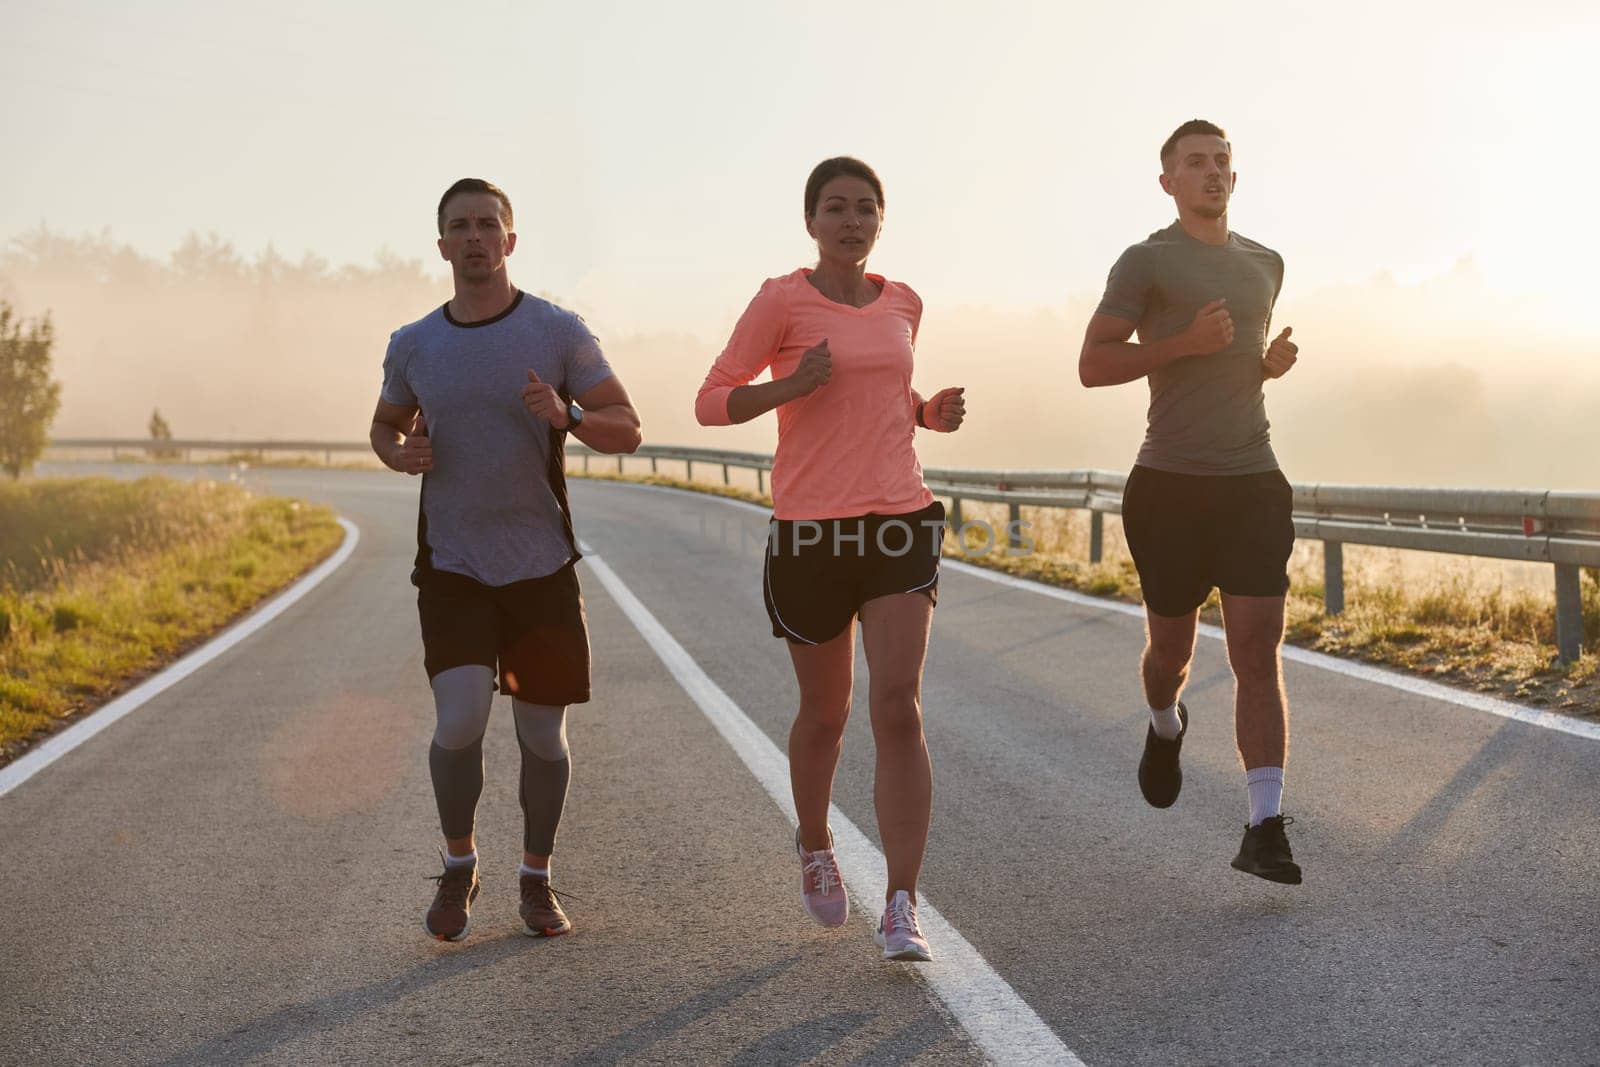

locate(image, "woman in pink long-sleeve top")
[[695, 156, 966, 962]]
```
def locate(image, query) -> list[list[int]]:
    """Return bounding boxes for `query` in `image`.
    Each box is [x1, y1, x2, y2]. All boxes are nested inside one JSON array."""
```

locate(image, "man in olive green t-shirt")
[[1079, 119, 1305, 884]]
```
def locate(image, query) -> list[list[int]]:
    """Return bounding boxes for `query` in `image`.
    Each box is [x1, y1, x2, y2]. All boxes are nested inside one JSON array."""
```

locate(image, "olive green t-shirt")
[[1096, 222, 1284, 475]]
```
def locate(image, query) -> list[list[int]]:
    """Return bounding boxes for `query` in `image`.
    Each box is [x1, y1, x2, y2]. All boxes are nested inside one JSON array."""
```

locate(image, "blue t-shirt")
[[380, 291, 614, 585]]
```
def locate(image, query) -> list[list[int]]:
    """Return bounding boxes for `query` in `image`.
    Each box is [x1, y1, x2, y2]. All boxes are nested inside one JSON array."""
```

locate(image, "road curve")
[[2, 464, 1595, 1066]]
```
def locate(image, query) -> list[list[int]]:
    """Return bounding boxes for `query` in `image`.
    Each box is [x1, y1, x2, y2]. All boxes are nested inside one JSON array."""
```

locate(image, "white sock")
[[1149, 703, 1183, 741], [519, 863, 550, 880], [1246, 767, 1284, 827], [445, 849, 477, 869]]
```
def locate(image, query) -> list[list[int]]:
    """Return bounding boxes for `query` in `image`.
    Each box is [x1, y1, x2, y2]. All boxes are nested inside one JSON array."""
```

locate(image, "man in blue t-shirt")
[[1079, 120, 1305, 885], [369, 178, 642, 941]]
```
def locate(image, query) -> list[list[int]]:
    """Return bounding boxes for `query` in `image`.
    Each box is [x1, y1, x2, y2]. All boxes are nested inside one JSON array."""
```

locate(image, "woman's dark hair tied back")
[[804, 157, 885, 217]]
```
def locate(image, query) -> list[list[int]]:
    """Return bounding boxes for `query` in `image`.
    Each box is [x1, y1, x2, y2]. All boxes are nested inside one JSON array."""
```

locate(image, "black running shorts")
[[1120, 465, 1295, 618], [763, 500, 945, 644], [417, 563, 592, 705]]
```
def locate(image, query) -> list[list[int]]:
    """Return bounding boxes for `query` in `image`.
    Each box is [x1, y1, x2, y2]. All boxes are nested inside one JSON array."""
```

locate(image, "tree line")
[[0, 226, 450, 449]]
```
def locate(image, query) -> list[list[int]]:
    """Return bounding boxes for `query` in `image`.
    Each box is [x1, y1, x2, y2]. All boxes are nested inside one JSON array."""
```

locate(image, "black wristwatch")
[[566, 402, 585, 429]]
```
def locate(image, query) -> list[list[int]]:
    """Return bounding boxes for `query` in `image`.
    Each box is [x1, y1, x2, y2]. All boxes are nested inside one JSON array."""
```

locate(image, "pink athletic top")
[[696, 269, 935, 521]]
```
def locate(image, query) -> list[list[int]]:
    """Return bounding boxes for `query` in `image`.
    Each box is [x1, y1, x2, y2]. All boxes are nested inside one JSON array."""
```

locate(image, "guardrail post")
[[757, 469, 765, 495], [722, 463, 730, 485], [323, 449, 330, 465], [1089, 510, 1104, 563], [1554, 563, 1583, 664], [949, 496, 963, 534], [1007, 502, 1022, 551], [583, 454, 590, 472], [686, 460, 694, 480], [617, 456, 624, 474], [1324, 541, 1345, 616], [650, 457, 658, 474]]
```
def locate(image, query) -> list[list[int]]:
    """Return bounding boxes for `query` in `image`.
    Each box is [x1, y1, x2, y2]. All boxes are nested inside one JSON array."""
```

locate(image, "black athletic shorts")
[[1120, 465, 1295, 618], [416, 563, 592, 705], [763, 500, 945, 645]]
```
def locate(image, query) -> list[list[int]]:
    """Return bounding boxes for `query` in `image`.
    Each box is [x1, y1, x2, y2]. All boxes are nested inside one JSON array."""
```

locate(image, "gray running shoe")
[[519, 873, 574, 937], [424, 851, 481, 942]]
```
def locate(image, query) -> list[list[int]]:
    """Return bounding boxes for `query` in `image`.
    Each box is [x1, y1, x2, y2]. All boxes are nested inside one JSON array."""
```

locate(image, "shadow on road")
[[154, 932, 533, 1066]]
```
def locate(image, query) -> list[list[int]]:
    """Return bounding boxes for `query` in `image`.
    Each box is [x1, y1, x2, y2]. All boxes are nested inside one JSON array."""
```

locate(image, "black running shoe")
[[1137, 702, 1188, 808], [1231, 815, 1303, 885]]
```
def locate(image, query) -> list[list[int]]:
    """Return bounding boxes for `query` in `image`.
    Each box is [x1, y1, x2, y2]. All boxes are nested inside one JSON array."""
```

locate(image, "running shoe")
[[519, 873, 574, 937], [796, 828, 849, 927], [1138, 701, 1189, 808], [1230, 815, 1303, 885], [875, 889, 932, 962], [423, 851, 481, 942]]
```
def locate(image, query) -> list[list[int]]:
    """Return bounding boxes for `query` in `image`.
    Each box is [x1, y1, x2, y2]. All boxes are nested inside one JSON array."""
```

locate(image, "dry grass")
[[43, 449, 385, 470], [570, 466, 1600, 715], [0, 477, 345, 761]]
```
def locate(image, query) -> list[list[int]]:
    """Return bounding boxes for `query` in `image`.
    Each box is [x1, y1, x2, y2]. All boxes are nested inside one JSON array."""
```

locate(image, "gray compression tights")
[[428, 664, 571, 856]]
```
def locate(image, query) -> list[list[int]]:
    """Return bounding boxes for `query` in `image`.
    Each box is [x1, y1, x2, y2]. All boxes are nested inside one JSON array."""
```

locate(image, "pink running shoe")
[[796, 828, 848, 927], [875, 889, 932, 961]]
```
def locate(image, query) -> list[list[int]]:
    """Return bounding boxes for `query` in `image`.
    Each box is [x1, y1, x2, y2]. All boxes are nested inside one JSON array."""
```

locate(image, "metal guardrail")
[[565, 443, 1599, 664], [46, 438, 1600, 661]]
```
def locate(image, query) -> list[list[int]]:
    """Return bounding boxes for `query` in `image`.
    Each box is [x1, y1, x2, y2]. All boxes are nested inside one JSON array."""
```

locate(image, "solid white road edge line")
[[577, 541, 1084, 1066], [0, 518, 363, 799], [580, 480, 1600, 743]]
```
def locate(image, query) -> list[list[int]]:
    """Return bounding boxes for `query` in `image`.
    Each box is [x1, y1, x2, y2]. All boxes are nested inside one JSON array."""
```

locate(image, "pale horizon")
[[4, 0, 1598, 488]]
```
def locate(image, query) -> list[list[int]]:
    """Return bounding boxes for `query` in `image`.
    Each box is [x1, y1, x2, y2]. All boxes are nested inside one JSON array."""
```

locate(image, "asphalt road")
[[3, 464, 1597, 1066]]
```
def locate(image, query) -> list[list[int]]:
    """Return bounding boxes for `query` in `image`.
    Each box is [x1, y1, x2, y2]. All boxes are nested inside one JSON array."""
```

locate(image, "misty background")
[[4, 226, 1595, 491], [6, 1, 1596, 492]]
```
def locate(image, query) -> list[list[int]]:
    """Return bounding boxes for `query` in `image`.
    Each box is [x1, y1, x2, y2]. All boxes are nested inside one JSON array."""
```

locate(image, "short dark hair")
[[1160, 120, 1228, 172], [436, 178, 513, 235], [803, 157, 885, 218]]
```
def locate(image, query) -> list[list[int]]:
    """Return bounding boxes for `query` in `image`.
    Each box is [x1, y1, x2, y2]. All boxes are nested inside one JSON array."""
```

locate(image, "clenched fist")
[[919, 387, 966, 432], [1184, 298, 1234, 356], [1263, 326, 1298, 379], [398, 411, 433, 475], [786, 339, 833, 398], [522, 369, 570, 430]]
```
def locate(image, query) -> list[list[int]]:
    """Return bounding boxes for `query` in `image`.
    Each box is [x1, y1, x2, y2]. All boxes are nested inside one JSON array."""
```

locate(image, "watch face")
[[567, 403, 583, 426]]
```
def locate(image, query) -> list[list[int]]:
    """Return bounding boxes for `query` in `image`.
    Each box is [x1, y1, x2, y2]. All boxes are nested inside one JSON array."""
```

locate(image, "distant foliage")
[[0, 226, 447, 440], [0, 226, 436, 291], [0, 302, 61, 479], [148, 407, 178, 460]]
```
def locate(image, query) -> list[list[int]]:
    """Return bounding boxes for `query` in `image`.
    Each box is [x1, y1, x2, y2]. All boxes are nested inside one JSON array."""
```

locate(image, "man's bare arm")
[[1078, 301, 1233, 388], [369, 398, 431, 474], [568, 376, 642, 455]]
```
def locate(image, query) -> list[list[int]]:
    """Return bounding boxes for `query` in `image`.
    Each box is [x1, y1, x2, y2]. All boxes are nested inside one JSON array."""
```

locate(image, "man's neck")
[[449, 274, 518, 323], [1176, 211, 1229, 247]]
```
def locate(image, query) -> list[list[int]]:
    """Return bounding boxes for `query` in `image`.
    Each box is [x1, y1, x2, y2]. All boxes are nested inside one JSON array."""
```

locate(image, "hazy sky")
[[6, 0, 1598, 336], [4, 0, 1599, 489]]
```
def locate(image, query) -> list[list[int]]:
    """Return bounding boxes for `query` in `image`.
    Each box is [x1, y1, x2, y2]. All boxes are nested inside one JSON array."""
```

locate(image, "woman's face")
[[806, 175, 882, 264]]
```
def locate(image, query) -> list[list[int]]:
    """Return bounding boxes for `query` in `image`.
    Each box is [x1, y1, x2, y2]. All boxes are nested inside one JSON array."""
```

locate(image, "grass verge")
[[0, 476, 345, 764], [571, 468, 1600, 715]]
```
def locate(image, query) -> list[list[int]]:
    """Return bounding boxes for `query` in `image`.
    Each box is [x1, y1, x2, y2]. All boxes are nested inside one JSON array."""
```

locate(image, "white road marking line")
[[577, 541, 1083, 1066], [578, 480, 1600, 743], [0, 519, 362, 799]]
